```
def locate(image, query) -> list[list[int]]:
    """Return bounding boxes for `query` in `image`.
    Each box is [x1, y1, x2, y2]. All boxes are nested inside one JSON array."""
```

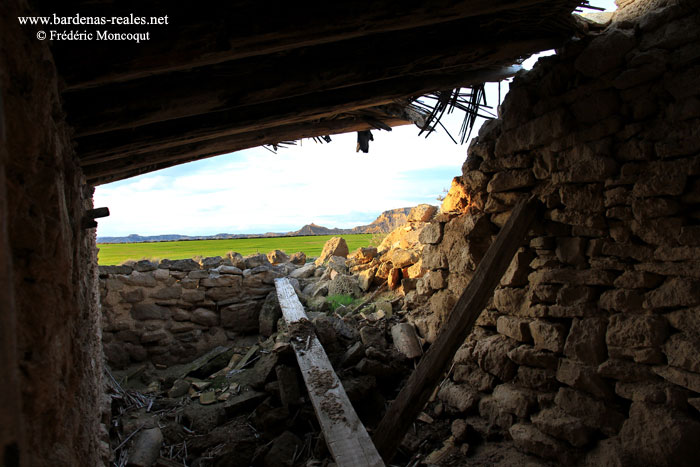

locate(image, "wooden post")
[[274, 278, 385, 467], [372, 197, 540, 461]]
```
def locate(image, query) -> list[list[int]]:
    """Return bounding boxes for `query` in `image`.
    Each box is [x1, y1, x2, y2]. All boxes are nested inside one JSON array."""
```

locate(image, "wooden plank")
[[372, 197, 541, 462], [274, 278, 385, 467], [76, 63, 522, 172], [83, 115, 415, 185], [79, 103, 421, 164], [45, 0, 551, 89], [63, 24, 562, 136]]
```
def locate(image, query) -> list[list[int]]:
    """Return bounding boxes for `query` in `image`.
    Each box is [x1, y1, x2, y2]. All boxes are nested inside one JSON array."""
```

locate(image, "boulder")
[[191, 308, 219, 327], [266, 249, 289, 265], [352, 247, 378, 264], [438, 382, 479, 413], [328, 274, 361, 298], [564, 317, 607, 365], [496, 316, 532, 342], [243, 253, 270, 269], [289, 263, 315, 279], [315, 237, 349, 265], [259, 291, 282, 337], [220, 301, 261, 333], [385, 248, 419, 268], [473, 334, 518, 381], [289, 251, 306, 265], [492, 383, 537, 418], [408, 204, 438, 222], [358, 268, 376, 292], [530, 320, 567, 353], [419, 222, 443, 244], [441, 177, 471, 213], [619, 402, 700, 466], [387, 267, 401, 290], [510, 423, 576, 464]]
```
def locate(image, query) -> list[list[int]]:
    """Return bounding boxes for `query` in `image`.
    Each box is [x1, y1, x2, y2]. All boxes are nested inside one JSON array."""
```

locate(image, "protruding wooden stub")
[[81, 207, 110, 229]]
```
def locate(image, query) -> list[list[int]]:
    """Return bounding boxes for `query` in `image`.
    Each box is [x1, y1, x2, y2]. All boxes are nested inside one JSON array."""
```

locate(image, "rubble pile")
[[105, 292, 438, 467]]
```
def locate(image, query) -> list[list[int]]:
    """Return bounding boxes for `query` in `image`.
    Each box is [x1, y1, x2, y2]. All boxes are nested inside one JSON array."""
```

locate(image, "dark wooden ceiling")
[[35, 0, 584, 185]]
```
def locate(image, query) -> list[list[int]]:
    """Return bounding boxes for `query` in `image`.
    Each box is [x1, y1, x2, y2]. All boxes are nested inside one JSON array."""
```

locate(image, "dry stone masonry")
[[404, 1, 700, 464], [100, 253, 302, 368]]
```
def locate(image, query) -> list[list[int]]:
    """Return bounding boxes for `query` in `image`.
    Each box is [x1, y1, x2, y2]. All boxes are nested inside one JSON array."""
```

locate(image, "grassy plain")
[[97, 234, 374, 265]]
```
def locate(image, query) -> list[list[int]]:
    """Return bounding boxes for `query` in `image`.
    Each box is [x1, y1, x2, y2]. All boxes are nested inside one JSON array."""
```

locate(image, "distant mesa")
[[97, 207, 416, 244]]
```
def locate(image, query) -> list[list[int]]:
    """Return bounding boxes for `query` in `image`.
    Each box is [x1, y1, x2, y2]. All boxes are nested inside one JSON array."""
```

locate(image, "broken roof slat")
[[79, 64, 523, 184], [36, 0, 584, 185], [274, 278, 385, 467]]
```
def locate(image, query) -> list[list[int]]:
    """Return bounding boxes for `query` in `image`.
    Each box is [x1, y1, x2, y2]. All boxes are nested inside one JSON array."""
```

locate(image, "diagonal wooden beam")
[[372, 197, 541, 462], [274, 278, 385, 467]]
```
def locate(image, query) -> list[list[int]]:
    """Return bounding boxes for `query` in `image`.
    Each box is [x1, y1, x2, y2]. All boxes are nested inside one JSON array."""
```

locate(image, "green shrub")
[[326, 294, 356, 312]]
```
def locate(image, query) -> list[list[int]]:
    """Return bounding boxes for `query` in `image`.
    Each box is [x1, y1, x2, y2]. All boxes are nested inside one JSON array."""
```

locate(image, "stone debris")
[[105, 265, 431, 466], [98, 5, 700, 460]]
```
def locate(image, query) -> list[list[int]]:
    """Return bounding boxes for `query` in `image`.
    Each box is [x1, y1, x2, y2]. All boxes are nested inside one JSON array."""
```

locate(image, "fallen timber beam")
[[274, 278, 385, 467], [48, 0, 552, 89], [372, 197, 541, 462]]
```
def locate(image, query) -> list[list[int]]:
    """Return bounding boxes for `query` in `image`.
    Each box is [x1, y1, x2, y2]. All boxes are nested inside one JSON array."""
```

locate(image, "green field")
[[97, 234, 375, 265]]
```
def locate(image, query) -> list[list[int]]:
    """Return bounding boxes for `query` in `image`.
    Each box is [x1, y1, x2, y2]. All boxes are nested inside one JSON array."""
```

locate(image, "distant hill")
[[97, 206, 424, 243], [287, 223, 348, 236], [351, 207, 411, 234]]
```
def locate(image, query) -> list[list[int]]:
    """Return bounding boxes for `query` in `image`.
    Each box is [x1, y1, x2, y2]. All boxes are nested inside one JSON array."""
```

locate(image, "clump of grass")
[[326, 294, 356, 312]]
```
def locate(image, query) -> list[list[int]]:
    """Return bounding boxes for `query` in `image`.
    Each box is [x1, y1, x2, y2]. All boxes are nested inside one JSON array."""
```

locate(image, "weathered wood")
[[46, 0, 552, 89], [77, 64, 522, 177], [79, 103, 420, 164], [274, 278, 385, 467], [83, 115, 415, 185], [372, 197, 541, 461], [64, 25, 562, 135]]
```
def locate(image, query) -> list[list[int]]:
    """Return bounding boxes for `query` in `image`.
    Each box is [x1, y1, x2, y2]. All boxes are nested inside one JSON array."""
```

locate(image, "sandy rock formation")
[[314, 236, 349, 265]]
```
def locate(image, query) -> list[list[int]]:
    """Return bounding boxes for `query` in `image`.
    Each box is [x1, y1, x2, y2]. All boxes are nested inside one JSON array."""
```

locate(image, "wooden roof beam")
[[84, 115, 415, 185], [64, 23, 564, 137], [48, 0, 554, 89], [75, 64, 524, 166]]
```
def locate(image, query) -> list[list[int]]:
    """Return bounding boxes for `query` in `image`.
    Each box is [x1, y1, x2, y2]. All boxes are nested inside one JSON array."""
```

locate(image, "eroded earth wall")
[[0, 1, 105, 465], [411, 1, 700, 464]]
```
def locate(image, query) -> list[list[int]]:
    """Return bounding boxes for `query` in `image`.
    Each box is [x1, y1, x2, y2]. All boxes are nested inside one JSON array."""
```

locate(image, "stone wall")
[[100, 254, 305, 368], [410, 1, 700, 464], [0, 1, 105, 465]]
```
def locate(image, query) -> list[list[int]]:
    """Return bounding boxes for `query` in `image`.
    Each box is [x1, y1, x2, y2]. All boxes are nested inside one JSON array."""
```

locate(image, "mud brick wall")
[[100, 255, 295, 368], [0, 1, 105, 465], [412, 2, 700, 465]]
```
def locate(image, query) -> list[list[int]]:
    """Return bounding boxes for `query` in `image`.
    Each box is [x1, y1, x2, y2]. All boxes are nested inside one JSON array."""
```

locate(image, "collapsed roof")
[[38, 0, 585, 184]]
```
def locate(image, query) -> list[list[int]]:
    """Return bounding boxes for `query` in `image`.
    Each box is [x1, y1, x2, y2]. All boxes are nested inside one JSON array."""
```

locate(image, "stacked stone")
[[347, 204, 437, 294], [413, 2, 700, 465], [100, 253, 297, 368]]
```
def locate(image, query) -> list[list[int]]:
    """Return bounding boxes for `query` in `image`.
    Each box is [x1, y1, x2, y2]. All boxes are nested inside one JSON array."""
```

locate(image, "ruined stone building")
[[1, 0, 699, 465]]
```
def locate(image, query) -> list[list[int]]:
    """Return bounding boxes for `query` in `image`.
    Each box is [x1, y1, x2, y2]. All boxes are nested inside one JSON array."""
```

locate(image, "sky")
[[94, 0, 617, 238]]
